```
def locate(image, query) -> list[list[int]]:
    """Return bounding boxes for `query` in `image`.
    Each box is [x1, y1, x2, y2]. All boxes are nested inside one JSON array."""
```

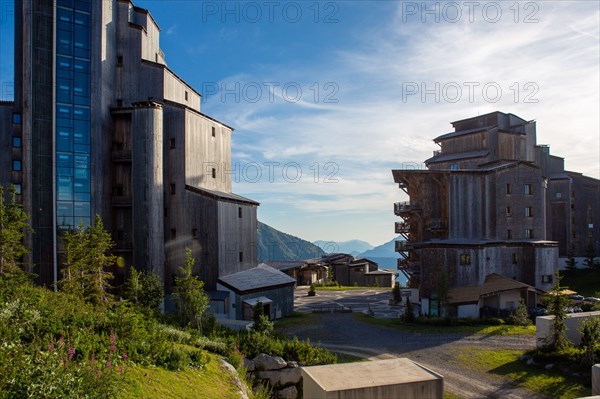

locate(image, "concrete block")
[[302, 358, 443, 399], [593, 364, 600, 395]]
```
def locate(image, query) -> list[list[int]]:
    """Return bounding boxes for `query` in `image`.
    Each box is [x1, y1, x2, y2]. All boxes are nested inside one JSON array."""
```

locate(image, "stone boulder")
[[277, 385, 298, 399], [253, 353, 287, 371]]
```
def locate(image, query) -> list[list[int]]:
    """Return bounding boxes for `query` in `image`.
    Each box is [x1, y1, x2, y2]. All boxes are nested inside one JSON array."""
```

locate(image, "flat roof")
[[301, 358, 442, 391]]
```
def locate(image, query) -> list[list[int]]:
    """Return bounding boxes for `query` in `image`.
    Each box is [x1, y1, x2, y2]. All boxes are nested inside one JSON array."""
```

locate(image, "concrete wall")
[[301, 359, 443, 399], [184, 109, 232, 193], [593, 364, 599, 395], [458, 304, 479, 319], [131, 104, 165, 278], [536, 311, 600, 347]]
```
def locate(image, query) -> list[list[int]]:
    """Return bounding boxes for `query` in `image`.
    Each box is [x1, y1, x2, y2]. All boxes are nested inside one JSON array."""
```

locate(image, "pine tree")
[[173, 248, 209, 333], [60, 215, 115, 304], [251, 300, 273, 335], [543, 272, 572, 351], [0, 185, 31, 276], [508, 299, 532, 326], [124, 266, 164, 311]]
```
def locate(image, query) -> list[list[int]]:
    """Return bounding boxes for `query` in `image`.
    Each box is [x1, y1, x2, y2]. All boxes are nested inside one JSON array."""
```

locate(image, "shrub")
[[508, 299, 532, 326]]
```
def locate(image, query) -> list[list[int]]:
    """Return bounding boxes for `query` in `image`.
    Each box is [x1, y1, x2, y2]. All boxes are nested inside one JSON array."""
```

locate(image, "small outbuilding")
[[217, 264, 296, 320], [301, 358, 444, 399]]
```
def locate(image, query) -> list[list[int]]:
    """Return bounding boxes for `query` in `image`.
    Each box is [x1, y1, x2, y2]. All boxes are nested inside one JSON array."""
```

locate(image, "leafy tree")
[[392, 282, 401, 302], [565, 243, 577, 273], [578, 316, 600, 367], [542, 272, 571, 351], [173, 248, 209, 334], [403, 297, 415, 323], [124, 266, 164, 311], [326, 265, 334, 283], [508, 299, 532, 326], [0, 185, 31, 276], [60, 215, 115, 304], [584, 240, 596, 269], [437, 269, 451, 317], [251, 301, 273, 335]]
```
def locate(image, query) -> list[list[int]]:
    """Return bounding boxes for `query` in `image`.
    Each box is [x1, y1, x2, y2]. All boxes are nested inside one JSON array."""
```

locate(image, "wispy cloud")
[[201, 1, 599, 244]]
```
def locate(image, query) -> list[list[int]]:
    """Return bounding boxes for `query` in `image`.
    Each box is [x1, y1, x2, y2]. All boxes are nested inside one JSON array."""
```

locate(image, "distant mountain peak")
[[313, 239, 374, 255]]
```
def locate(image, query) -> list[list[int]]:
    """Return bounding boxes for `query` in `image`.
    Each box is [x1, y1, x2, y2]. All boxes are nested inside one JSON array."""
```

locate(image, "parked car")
[[584, 296, 600, 303], [570, 294, 585, 301]]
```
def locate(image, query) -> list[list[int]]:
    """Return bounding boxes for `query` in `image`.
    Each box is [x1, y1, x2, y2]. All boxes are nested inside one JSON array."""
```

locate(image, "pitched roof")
[[448, 274, 542, 305], [217, 264, 296, 293], [425, 150, 489, 164], [185, 185, 259, 206]]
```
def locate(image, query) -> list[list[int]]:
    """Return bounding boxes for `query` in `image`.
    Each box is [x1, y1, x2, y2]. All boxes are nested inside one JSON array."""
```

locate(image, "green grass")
[[314, 286, 390, 291], [119, 353, 242, 399], [455, 346, 590, 399], [561, 268, 600, 297], [443, 391, 463, 399], [273, 311, 318, 331], [353, 313, 536, 336]]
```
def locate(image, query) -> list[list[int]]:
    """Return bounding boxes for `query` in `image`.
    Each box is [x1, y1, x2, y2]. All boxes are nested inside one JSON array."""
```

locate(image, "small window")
[[238, 207, 242, 218], [192, 228, 197, 238], [450, 163, 458, 171], [164, 207, 168, 217], [14, 184, 22, 195], [116, 99, 123, 107], [12, 136, 21, 148], [170, 183, 176, 194], [12, 160, 22, 171], [525, 229, 533, 239], [185, 91, 188, 101], [117, 55, 123, 66], [239, 252, 243, 262], [212, 168, 216, 179], [556, 192, 562, 199], [460, 253, 470, 265], [524, 184, 532, 195], [12, 113, 21, 125], [542, 275, 553, 283], [507, 229, 512, 239], [506, 183, 512, 195], [211, 126, 216, 137], [525, 207, 533, 217], [506, 206, 512, 216], [512, 253, 517, 264], [170, 138, 176, 149], [171, 229, 176, 239]]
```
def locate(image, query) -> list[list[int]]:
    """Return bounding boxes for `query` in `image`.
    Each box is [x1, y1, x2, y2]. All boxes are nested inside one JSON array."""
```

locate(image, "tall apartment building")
[[0, 0, 258, 291], [392, 111, 599, 312]]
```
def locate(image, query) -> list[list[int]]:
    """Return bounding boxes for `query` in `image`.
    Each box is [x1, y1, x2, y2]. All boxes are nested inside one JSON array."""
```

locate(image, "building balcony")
[[111, 150, 132, 162], [397, 258, 420, 270], [394, 201, 420, 216], [433, 150, 442, 157], [395, 240, 411, 253], [395, 221, 410, 234], [111, 196, 132, 207]]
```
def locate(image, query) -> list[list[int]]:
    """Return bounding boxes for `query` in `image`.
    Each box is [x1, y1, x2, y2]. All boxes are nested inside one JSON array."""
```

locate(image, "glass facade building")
[[55, 0, 91, 231]]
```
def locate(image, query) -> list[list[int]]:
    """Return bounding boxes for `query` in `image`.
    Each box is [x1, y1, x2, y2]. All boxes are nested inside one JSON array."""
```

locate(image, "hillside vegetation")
[[258, 222, 324, 261]]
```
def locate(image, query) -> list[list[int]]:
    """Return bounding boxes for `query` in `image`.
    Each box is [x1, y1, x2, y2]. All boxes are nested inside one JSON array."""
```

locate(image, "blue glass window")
[[57, 201, 74, 217], [57, 30, 73, 55], [74, 192, 90, 202], [57, 128, 73, 152], [12, 160, 22, 171], [57, 175, 74, 201], [14, 184, 22, 195], [73, 107, 90, 121], [12, 136, 21, 148], [57, 104, 73, 119], [57, 153, 73, 168], [12, 113, 21, 124], [74, 202, 90, 217]]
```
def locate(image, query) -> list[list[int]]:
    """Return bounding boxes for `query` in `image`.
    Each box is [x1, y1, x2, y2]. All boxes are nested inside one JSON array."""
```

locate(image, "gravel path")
[[280, 313, 546, 399]]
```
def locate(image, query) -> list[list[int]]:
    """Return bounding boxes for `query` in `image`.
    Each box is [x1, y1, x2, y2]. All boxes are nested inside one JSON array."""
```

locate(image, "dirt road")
[[279, 312, 545, 399]]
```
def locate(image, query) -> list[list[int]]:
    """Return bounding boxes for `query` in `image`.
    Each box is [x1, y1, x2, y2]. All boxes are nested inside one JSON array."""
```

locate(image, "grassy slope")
[[354, 313, 537, 336], [119, 353, 241, 399], [454, 346, 590, 399], [561, 268, 600, 297]]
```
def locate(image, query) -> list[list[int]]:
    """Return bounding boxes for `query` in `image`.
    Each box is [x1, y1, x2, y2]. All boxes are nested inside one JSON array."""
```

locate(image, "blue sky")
[[1, 1, 599, 246]]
